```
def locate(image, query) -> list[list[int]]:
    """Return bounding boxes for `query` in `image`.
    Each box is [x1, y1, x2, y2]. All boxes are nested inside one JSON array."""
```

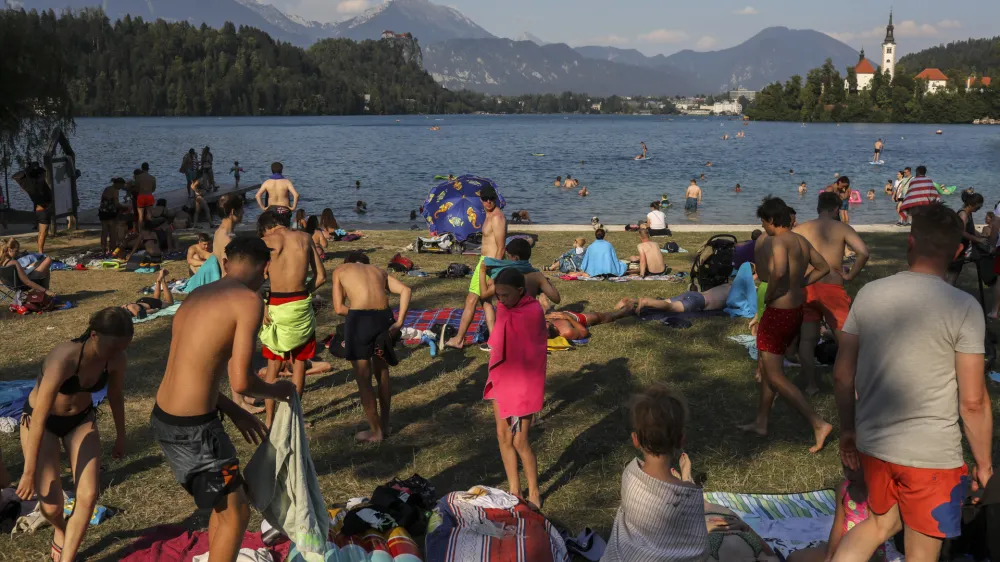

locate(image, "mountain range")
[[9, 0, 868, 95]]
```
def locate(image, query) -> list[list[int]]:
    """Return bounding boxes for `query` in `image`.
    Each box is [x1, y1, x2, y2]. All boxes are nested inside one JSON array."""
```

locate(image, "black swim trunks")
[[35, 206, 53, 226], [343, 309, 395, 362], [150, 404, 243, 510]]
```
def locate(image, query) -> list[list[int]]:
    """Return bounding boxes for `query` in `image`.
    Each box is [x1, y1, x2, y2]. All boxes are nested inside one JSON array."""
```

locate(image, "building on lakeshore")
[[844, 12, 894, 92], [967, 75, 993, 91], [728, 88, 757, 102], [881, 11, 896, 80], [916, 68, 949, 94], [849, 49, 877, 92], [711, 100, 743, 115]]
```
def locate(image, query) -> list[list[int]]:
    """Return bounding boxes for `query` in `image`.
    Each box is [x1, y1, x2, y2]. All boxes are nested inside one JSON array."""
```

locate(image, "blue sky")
[[269, 0, 997, 56]]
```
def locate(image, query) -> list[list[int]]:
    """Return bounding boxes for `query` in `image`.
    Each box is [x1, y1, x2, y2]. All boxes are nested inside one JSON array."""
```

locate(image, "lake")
[[8, 115, 1000, 226]]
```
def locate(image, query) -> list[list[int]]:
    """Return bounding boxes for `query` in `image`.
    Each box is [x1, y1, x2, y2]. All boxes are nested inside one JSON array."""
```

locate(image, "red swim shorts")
[[803, 283, 852, 331], [261, 292, 316, 362], [860, 453, 968, 539], [136, 194, 156, 208], [756, 306, 803, 355], [569, 312, 589, 327]]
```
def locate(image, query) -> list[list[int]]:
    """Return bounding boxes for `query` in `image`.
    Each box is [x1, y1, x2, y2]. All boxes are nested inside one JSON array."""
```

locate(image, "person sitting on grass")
[[787, 464, 884, 562], [186, 233, 212, 275], [603, 384, 707, 562], [122, 269, 175, 319], [627, 227, 667, 277], [580, 229, 628, 278], [305, 215, 328, 256], [125, 221, 164, 264], [544, 237, 587, 272], [484, 268, 547, 509], [0, 238, 54, 298], [294, 209, 308, 231]]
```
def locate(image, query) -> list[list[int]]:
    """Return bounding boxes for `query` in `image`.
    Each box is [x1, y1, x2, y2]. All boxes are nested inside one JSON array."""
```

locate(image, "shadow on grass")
[[58, 289, 117, 303]]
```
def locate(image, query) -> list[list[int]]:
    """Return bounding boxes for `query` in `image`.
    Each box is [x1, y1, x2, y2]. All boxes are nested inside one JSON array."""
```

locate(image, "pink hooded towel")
[[484, 294, 548, 419]]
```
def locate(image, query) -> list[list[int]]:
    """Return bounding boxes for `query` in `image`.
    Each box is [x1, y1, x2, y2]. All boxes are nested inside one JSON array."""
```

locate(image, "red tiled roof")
[[855, 59, 876, 74], [983, 77, 992, 87], [916, 68, 949, 82]]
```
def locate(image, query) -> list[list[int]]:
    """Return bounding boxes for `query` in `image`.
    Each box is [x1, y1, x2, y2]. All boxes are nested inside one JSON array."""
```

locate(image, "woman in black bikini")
[[17, 308, 132, 562], [123, 269, 174, 319]]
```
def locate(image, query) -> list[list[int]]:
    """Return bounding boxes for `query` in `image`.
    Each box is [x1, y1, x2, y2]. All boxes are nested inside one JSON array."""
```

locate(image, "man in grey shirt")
[[833, 203, 993, 561]]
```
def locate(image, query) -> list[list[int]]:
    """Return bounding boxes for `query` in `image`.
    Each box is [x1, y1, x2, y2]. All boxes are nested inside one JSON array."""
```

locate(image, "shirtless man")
[[684, 180, 702, 212], [630, 282, 733, 315], [445, 185, 507, 349], [480, 238, 560, 305], [187, 233, 213, 275], [872, 138, 884, 163], [793, 192, 869, 395], [636, 141, 648, 160], [824, 176, 851, 223], [255, 162, 299, 224], [740, 197, 834, 453], [632, 227, 666, 277], [544, 305, 634, 340], [151, 237, 296, 562], [257, 210, 327, 428], [332, 253, 412, 443], [135, 162, 157, 225]]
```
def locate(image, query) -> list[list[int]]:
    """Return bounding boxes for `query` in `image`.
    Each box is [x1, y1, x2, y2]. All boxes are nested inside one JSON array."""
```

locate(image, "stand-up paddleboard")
[[531, 153, 545, 157], [633, 157, 652, 161], [869, 160, 885, 165]]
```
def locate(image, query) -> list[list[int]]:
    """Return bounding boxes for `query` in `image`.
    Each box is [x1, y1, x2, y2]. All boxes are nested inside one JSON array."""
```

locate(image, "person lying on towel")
[[123, 269, 174, 319], [540, 294, 635, 340]]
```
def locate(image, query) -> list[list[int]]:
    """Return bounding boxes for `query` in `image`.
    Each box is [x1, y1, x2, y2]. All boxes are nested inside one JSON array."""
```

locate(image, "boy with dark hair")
[[834, 203, 991, 560], [152, 237, 296, 562], [742, 197, 833, 453], [187, 232, 213, 274], [604, 384, 706, 561]]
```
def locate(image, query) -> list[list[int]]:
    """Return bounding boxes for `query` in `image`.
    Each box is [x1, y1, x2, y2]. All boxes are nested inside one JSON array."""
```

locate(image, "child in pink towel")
[[485, 268, 548, 508]]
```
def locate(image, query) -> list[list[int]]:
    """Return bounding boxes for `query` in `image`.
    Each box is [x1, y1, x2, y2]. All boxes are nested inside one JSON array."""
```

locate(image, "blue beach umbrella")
[[421, 175, 506, 241]]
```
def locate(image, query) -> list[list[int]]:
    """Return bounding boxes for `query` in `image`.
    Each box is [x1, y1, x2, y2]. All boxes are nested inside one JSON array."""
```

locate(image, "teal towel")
[[483, 258, 537, 279], [183, 255, 221, 293], [724, 262, 757, 319]]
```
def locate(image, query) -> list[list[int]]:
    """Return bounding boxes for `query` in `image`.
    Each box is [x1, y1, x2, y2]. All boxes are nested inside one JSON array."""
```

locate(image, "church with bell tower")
[[882, 11, 896, 80]]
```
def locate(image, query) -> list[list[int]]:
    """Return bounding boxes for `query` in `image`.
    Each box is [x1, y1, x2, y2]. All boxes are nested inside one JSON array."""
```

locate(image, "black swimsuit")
[[21, 341, 109, 438]]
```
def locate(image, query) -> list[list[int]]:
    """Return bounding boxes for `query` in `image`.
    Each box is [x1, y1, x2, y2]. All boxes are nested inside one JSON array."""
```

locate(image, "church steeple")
[[859, 47, 866, 62], [884, 10, 895, 44]]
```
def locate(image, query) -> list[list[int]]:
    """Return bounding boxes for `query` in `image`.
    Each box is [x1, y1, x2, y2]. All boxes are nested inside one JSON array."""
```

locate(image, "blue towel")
[[580, 240, 628, 277], [183, 254, 221, 293], [0, 380, 107, 418], [724, 262, 757, 319]]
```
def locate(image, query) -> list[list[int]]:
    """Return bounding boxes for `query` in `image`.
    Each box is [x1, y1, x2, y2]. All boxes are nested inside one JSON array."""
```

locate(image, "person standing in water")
[[872, 139, 884, 163], [684, 180, 702, 212]]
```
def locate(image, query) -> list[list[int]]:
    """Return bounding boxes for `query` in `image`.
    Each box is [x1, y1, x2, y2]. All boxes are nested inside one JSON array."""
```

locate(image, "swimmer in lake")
[[356, 180, 361, 189], [867, 189, 876, 201], [799, 182, 808, 195], [355, 201, 367, 214], [579, 186, 589, 197], [554, 176, 563, 187], [734, 184, 742, 193], [635, 142, 647, 160], [706, 161, 712, 167]]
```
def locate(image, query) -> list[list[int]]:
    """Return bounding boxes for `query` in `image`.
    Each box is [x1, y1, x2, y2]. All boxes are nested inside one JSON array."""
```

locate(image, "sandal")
[[51, 539, 62, 562]]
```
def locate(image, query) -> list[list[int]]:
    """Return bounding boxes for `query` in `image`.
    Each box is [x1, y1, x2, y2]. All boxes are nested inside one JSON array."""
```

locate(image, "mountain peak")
[[516, 32, 547, 45], [330, 0, 494, 42]]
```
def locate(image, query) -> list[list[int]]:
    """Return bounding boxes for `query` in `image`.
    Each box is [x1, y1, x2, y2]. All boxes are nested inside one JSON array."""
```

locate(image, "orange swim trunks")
[[803, 282, 852, 331], [860, 453, 968, 539], [136, 194, 156, 208]]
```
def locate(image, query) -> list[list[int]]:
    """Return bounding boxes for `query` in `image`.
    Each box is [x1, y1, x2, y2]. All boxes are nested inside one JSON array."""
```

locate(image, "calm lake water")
[[10, 115, 1000, 226]]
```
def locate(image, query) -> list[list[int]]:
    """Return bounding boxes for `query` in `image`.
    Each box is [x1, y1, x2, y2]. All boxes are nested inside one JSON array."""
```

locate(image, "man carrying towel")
[[445, 184, 507, 350], [258, 210, 326, 429], [255, 162, 299, 224], [331, 252, 412, 443], [152, 237, 296, 562]]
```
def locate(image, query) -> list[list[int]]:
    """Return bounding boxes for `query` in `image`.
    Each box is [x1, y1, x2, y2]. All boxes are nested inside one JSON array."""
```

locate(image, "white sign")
[[50, 156, 74, 217]]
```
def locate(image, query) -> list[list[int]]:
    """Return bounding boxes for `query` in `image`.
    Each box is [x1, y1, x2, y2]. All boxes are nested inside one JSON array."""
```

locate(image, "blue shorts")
[[685, 197, 698, 211], [841, 200, 849, 211]]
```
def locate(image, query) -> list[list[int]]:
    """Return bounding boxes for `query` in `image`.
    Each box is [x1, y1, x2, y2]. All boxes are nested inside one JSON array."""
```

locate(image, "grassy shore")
[[0, 227, 993, 560]]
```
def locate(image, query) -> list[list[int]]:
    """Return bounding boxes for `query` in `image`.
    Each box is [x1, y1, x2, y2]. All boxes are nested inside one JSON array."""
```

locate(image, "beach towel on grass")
[[245, 394, 328, 561], [182, 255, 221, 293], [0, 381, 106, 418], [425, 487, 571, 562], [580, 240, 628, 277], [396, 308, 486, 346], [131, 303, 181, 323], [259, 296, 316, 354], [119, 526, 290, 562]]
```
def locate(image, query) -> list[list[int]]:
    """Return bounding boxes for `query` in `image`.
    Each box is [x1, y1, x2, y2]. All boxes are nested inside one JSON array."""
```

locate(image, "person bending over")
[[151, 238, 296, 562], [123, 269, 175, 319], [332, 253, 411, 443], [19, 308, 133, 562]]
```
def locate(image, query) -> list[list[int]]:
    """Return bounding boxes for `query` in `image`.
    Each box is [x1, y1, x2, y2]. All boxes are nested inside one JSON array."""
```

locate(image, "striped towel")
[[395, 308, 487, 345], [702, 489, 836, 520]]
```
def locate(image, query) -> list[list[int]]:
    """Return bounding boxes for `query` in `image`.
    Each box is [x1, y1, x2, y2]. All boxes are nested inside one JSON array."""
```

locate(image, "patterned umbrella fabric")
[[421, 175, 506, 241]]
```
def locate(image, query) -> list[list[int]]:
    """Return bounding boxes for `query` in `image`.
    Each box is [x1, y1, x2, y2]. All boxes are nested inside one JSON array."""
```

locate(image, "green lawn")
[[0, 227, 991, 560]]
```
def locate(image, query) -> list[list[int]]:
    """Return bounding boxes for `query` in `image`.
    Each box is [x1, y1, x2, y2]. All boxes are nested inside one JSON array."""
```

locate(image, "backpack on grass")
[[689, 234, 737, 292]]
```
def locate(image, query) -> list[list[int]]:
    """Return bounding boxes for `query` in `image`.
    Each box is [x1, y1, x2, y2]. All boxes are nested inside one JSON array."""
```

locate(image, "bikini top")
[[45, 341, 110, 395]]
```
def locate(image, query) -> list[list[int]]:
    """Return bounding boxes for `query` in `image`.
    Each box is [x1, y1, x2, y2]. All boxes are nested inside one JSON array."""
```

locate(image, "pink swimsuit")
[[841, 481, 886, 558]]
